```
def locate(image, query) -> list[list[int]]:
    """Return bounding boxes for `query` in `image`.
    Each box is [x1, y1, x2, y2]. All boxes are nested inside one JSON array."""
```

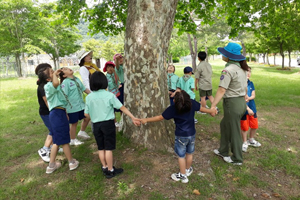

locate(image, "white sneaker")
[[213, 149, 224, 158], [171, 172, 188, 183], [78, 130, 91, 139], [46, 161, 61, 174], [69, 159, 79, 171], [197, 111, 207, 115], [38, 148, 50, 162], [242, 142, 248, 152], [186, 167, 193, 176], [115, 122, 120, 127], [58, 147, 64, 153], [194, 118, 198, 123], [70, 138, 84, 146], [248, 139, 261, 147], [223, 156, 242, 166]]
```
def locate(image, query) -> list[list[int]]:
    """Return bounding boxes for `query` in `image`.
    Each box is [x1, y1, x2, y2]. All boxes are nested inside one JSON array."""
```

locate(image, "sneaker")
[[213, 149, 224, 158], [205, 105, 210, 108], [78, 130, 91, 139], [38, 148, 50, 162], [197, 111, 207, 115], [105, 166, 124, 179], [171, 172, 188, 183], [70, 138, 84, 146], [242, 142, 248, 152], [69, 159, 79, 171], [223, 156, 242, 166], [194, 118, 198, 123], [46, 161, 61, 174], [58, 147, 64, 153], [102, 167, 108, 175], [115, 122, 120, 127], [186, 167, 193, 176], [216, 107, 220, 114], [248, 139, 261, 147]]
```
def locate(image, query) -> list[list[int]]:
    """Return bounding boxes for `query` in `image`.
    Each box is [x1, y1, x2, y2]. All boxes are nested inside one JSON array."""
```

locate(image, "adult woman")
[[211, 43, 249, 165]]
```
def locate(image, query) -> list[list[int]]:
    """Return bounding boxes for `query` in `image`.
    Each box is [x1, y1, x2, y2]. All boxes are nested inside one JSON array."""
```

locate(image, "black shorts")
[[92, 120, 116, 150]]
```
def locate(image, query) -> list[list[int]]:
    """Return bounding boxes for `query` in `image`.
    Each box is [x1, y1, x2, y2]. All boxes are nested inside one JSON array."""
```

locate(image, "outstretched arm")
[[120, 106, 140, 126], [141, 115, 164, 124]]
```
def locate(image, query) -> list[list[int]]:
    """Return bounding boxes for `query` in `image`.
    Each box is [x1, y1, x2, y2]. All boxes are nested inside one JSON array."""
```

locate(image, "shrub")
[[172, 57, 179, 63], [246, 56, 256, 62]]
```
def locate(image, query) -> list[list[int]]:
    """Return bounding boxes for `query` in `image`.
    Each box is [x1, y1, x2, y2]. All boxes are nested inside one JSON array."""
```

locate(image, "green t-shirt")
[[177, 76, 195, 100], [84, 89, 123, 123], [61, 76, 86, 113], [167, 73, 179, 91], [115, 64, 124, 83], [44, 82, 67, 111]]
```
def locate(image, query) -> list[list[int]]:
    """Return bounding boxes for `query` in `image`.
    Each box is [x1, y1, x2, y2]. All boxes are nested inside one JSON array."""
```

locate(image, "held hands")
[[131, 117, 141, 126], [245, 95, 249, 102], [210, 106, 218, 117]]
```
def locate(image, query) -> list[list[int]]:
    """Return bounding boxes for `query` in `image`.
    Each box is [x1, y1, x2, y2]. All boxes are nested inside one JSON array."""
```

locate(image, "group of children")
[[35, 49, 260, 182]]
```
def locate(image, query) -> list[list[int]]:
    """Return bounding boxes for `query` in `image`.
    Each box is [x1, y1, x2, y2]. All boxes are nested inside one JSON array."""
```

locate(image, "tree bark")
[[123, 0, 178, 151], [288, 50, 291, 67], [96, 58, 101, 69], [266, 53, 270, 65], [241, 40, 246, 56], [279, 42, 284, 68], [14, 53, 22, 77], [274, 53, 276, 65], [187, 34, 197, 71]]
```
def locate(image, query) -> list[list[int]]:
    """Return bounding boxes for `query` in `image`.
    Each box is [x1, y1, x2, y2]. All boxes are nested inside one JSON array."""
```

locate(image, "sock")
[[71, 139, 75, 142], [49, 162, 55, 168], [249, 138, 254, 142], [69, 159, 75, 164], [43, 146, 50, 151], [180, 173, 186, 177], [109, 168, 114, 172], [102, 166, 107, 170], [243, 141, 248, 145]]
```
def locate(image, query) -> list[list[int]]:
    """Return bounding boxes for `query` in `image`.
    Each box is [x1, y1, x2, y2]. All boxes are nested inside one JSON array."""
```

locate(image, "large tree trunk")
[[266, 53, 270, 65], [288, 50, 291, 67], [279, 42, 284, 68], [241, 40, 246, 56], [123, 0, 178, 151], [14, 53, 22, 77]]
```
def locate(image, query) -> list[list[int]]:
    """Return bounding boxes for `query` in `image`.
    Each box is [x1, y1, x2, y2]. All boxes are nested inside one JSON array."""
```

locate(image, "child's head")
[[103, 61, 116, 74], [35, 63, 52, 75], [174, 90, 192, 114], [183, 66, 193, 75], [59, 67, 74, 83], [90, 71, 108, 91], [167, 65, 175, 73], [37, 67, 54, 85], [247, 67, 252, 79], [198, 51, 207, 61], [113, 53, 124, 65], [79, 51, 93, 66]]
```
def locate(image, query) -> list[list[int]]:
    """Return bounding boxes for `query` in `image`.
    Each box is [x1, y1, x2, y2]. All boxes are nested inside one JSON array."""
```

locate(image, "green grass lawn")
[[0, 60, 300, 199]]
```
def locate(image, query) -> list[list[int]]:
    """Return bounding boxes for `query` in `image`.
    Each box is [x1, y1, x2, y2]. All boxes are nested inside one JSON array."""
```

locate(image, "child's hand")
[[132, 117, 141, 126], [245, 95, 249, 102], [140, 118, 147, 124], [210, 107, 217, 117], [54, 69, 62, 76], [247, 108, 254, 116]]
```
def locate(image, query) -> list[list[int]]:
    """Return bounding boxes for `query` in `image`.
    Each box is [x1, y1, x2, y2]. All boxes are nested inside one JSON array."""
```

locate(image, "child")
[[40, 67, 79, 174], [36, 63, 63, 162], [240, 67, 261, 152], [194, 51, 216, 114], [167, 64, 179, 106], [141, 90, 217, 183], [59, 67, 91, 146], [172, 66, 197, 123], [84, 71, 140, 179], [103, 61, 122, 127], [114, 53, 124, 104]]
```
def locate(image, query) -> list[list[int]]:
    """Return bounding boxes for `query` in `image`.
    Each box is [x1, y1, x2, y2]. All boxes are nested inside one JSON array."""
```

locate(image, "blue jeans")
[[174, 135, 195, 158], [40, 115, 52, 136]]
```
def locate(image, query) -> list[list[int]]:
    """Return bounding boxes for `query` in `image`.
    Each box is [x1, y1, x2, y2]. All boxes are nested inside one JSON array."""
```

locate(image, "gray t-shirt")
[[194, 61, 212, 90], [219, 62, 247, 98]]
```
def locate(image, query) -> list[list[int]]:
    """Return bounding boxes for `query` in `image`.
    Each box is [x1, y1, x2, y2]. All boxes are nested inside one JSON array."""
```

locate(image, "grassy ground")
[[0, 60, 300, 199]]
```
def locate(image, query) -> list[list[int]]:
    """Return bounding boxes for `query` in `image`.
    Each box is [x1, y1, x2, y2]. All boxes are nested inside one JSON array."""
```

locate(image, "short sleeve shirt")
[[219, 62, 247, 98], [61, 76, 86, 113], [44, 82, 67, 111], [176, 76, 195, 100], [162, 100, 201, 136], [167, 73, 179, 91], [84, 89, 123, 123], [106, 73, 119, 92], [37, 84, 49, 115], [246, 79, 257, 114], [194, 61, 212, 90], [115, 64, 124, 83]]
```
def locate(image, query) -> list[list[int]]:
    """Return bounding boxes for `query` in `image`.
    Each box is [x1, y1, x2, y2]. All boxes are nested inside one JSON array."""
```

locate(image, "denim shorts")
[[174, 135, 196, 158]]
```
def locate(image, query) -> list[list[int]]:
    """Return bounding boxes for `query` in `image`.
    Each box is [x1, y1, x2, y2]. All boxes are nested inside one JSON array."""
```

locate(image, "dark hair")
[[174, 90, 192, 114], [239, 60, 249, 71], [90, 71, 108, 91], [167, 65, 176, 73], [198, 51, 207, 61], [58, 70, 66, 84], [37, 68, 50, 86], [79, 58, 85, 67], [35, 63, 52, 75]]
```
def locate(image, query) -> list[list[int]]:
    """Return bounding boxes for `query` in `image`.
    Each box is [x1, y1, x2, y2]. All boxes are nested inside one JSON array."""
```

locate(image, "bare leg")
[[70, 122, 78, 140], [200, 96, 207, 108], [62, 144, 73, 161], [44, 135, 53, 147], [208, 95, 214, 105], [178, 157, 186, 175], [98, 150, 107, 168], [185, 154, 193, 169], [241, 130, 248, 143], [249, 128, 257, 139], [105, 150, 113, 171], [49, 144, 58, 163], [80, 117, 90, 132]]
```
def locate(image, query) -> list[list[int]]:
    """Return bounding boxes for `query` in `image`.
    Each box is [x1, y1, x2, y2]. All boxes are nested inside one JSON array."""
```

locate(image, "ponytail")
[[174, 90, 192, 114], [239, 60, 249, 71]]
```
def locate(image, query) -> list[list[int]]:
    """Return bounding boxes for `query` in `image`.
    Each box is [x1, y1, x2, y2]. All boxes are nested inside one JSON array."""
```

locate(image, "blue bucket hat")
[[184, 66, 194, 74], [217, 43, 246, 61]]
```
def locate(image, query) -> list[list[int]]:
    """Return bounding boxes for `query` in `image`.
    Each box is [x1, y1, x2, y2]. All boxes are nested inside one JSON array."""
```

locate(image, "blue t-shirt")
[[246, 79, 256, 114], [162, 100, 201, 137]]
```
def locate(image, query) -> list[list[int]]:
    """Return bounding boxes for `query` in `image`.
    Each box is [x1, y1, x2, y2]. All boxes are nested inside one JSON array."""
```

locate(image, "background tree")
[[82, 38, 103, 68]]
